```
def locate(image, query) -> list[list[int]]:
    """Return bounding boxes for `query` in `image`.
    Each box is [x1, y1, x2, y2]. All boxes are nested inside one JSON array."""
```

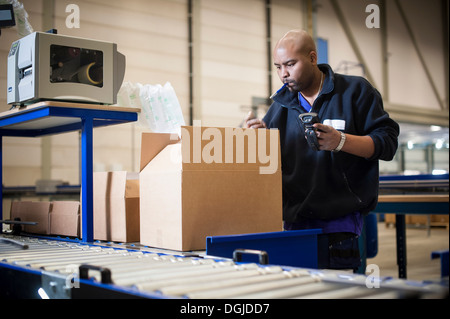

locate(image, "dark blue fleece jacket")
[[263, 64, 399, 222]]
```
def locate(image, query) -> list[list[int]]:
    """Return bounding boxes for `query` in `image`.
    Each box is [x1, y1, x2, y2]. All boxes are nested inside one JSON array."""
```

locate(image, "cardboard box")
[[11, 201, 80, 236], [10, 201, 51, 235], [431, 214, 449, 225], [139, 126, 283, 251], [385, 214, 449, 228], [50, 201, 80, 237], [93, 171, 140, 242]]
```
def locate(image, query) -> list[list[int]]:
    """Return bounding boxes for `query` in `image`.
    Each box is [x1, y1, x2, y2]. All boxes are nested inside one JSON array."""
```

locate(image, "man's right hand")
[[244, 111, 267, 129]]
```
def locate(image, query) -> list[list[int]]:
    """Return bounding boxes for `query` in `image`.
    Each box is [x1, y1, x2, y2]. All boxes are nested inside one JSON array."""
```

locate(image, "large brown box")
[[93, 171, 140, 242], [139, 126, 283, 251]]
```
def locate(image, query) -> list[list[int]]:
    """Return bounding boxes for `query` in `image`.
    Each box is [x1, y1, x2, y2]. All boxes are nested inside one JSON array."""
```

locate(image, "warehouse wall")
[[1, 0, 45, 186], [1, 0, 190, 185], [0, 0, 448, 188], [317, 0, 448, 120]]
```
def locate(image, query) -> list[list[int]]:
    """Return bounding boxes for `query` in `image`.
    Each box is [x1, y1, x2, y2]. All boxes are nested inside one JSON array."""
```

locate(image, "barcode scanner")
[[299, 112, 320, 151]]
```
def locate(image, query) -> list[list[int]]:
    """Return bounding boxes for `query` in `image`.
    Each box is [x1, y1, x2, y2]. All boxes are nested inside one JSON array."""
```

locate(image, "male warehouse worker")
[[245, 30, 399, 271]]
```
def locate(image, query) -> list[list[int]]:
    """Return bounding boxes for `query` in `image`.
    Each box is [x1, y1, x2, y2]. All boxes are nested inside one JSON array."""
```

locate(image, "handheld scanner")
[[299, 112, 320, 151]]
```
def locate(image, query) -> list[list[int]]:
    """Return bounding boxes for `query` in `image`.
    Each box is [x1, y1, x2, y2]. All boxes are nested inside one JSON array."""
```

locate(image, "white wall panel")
[[51, 132, 79, 147], [3, 142, 41, 167], [196, 0, 267, 126], [202, 43, 266, 68], [202, 78, 266, 103], [1, 0, 44, 187], [2, 168, 42, 187], [270, 0, 305, 96], [201, 60, 266, 85], [52, 0, 189, 180]]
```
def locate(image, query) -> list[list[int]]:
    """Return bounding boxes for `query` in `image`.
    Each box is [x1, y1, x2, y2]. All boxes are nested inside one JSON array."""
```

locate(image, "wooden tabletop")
[[378, 194, 449, 203]]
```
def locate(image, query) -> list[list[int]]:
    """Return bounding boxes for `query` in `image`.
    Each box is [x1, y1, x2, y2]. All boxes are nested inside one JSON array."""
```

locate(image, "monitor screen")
[[0, 4, 15, 28]]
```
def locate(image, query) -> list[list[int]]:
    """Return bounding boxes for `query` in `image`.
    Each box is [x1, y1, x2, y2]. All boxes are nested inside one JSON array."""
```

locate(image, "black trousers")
[[317, 232, 361, 271]]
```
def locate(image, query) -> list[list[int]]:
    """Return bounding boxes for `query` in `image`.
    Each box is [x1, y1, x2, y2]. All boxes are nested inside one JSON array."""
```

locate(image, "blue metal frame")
[[316, 37, 328, 64], [380, 173, 449, 181], [81, 117, 94, 242], [206, 229, 322, 269], [431, 250, 449, 278], [0, 107, 137, 137], [374, 201, 449, 215], [0, 259, 175, 299], [372, 193, 449, 279], [0, 104, 138, 242]]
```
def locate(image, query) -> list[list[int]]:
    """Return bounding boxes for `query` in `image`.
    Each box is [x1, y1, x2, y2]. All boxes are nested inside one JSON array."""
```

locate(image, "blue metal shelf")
[[0, 101, 139, 242]]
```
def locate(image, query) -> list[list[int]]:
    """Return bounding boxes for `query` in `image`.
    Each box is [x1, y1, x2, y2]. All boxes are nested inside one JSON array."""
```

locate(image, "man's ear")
[[309, 51, 318, 64]]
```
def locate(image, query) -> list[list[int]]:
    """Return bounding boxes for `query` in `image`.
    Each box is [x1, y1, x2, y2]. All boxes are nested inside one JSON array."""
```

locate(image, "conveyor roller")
[[0, 234, 447, 299]]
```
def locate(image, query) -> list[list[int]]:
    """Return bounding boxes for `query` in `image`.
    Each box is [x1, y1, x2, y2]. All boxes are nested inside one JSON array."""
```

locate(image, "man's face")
[[273, 45, 315, 93]]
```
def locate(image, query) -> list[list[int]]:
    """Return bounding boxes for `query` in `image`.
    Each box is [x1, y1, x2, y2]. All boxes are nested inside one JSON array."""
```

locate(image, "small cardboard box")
[[50, 201, 80, 237], [139, 126, 283, 251], [10, 201, 51, 235], [93, 171, 140, 242]]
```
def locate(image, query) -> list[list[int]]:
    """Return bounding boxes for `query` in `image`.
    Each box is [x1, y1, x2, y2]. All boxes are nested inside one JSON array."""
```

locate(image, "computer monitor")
[[0, 4, 15, 29]]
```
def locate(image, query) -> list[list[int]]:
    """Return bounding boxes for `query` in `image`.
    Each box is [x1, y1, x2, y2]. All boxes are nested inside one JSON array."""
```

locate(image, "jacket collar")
[[272, 64, 334, 109], [318, 63, 334, 95]]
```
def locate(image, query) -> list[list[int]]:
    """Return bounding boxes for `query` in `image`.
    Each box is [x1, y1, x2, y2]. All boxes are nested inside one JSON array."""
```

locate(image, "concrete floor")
[[367, 222, 449, 282]]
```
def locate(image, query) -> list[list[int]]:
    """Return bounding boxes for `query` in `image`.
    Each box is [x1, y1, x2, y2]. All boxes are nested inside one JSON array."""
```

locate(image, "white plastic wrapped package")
[[117, 82, 148, 128], [117, 81, 142, 108], [117, 81, 185, 134], [161, 82, 186, 132]]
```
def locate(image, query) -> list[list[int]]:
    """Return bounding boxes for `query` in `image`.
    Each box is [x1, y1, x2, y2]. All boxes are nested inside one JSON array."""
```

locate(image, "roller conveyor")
[[0, 234, 448, 299]]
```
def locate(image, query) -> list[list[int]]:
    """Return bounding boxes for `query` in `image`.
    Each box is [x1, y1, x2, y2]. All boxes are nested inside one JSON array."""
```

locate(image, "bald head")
[[273, 29, 321, 94], [274, 30, 317, 57]]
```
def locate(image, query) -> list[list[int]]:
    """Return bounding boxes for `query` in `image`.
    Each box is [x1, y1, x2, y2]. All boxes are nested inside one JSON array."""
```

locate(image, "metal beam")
[[306, 0, 313, 36], [190, 0, 202, 123], [380, 0, 389, 101], [41, 0, 55, 180], [441, 0, 449, 110], [329, 0, 376, 87], [393, 0, 445, 110], [266, 0, 272, 97], [385, 102, 449, 127]]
